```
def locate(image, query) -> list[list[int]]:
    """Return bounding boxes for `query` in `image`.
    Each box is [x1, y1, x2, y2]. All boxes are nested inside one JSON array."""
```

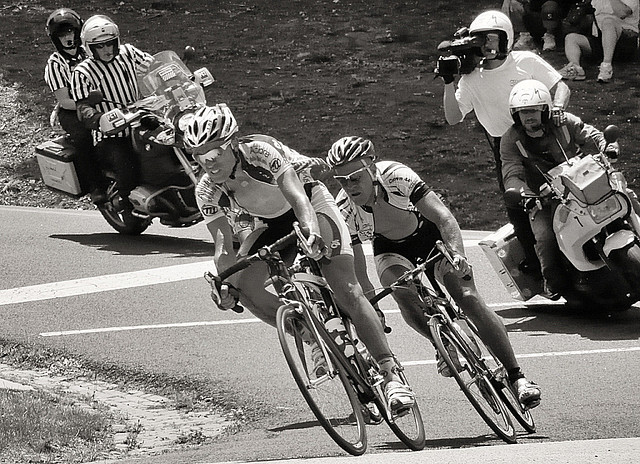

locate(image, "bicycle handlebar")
[[216, 230, 298, 281]]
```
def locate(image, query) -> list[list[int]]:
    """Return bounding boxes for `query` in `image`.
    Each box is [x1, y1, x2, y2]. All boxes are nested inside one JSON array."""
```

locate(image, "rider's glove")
[[304, 232, 328, 260], [135, 55, 154, 75], [551, 106, 566, 126], [207, 273, 242, 312], [604, 141, 620, 161], [450, 253, 471, 278], [435, 56, 459, 84]]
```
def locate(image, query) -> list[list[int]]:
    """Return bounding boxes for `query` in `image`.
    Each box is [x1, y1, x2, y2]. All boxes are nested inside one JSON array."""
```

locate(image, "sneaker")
[[558, 63, 586, 81], [542, 32, 556, 51], [513, 32, 535, 51], [597, 62, 613, 83], [512, 378, 541, 409], [384, 380, 415, 415], [436, 341, 464, 377], [310, 341, 328, 378]]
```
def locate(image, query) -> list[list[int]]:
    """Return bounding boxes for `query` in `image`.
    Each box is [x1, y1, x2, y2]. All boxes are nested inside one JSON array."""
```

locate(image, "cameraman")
[[438, 10, 570, 275]]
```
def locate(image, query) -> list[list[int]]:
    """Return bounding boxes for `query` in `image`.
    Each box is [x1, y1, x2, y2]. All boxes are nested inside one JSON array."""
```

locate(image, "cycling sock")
[[508, 368, 525, 383]]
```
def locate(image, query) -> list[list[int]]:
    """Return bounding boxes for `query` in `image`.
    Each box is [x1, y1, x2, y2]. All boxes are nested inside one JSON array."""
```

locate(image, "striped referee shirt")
[[44, 49, 87, 93], [70, 43, 152, 144]]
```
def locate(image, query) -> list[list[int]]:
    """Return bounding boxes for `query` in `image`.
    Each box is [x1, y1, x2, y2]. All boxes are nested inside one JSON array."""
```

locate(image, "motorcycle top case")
[[559, 155, 610, 205], [35, 136, 82, 195], [478, 224, 543, 301]]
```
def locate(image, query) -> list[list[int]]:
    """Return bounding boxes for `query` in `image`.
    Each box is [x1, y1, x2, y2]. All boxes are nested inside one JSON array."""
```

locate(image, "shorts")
[[240, 181, 352, 259], [372, 215, 443, 281], [588, 20, 639, 62]]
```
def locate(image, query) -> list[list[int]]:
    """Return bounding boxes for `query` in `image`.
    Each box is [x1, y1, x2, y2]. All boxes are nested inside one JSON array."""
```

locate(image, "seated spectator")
[[558, 0, 639, 82], [502, 0, 575, 51]]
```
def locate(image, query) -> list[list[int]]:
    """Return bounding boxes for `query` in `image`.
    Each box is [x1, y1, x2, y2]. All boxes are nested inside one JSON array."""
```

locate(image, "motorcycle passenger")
[[44, 8, 105, 204], [184, 104, 415, 413], [501, 79, 622, 298], [70, 15, 153, 211], [324, 136, 541, 409], [439, 10, 571, 280]]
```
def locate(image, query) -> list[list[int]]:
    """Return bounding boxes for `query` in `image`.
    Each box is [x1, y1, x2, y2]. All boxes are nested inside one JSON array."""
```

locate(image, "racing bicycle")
[[206, 224, 425, 455], [368, 240, 536, 444]]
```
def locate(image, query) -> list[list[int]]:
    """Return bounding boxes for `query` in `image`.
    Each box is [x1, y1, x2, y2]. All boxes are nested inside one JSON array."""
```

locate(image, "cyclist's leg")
[[375, 253, 431, 340], [311, 184, 414, 409], [437, 261, 541, 407]]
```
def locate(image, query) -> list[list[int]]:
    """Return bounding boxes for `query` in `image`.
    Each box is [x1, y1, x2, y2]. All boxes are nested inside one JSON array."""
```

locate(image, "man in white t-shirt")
[[438, 10, 570, 277]]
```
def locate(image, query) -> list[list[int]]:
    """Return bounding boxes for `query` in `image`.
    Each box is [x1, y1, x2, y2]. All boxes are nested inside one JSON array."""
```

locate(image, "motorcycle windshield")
[[137, 50, 206, 114]]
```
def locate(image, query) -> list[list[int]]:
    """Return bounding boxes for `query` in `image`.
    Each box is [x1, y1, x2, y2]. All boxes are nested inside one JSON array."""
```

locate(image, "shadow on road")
[[50, 233, 214, 258], [498, 304, 640, 341]]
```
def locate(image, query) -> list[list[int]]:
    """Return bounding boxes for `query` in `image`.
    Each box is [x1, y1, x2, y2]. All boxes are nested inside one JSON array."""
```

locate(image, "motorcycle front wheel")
[[98, 183, 151, 235]]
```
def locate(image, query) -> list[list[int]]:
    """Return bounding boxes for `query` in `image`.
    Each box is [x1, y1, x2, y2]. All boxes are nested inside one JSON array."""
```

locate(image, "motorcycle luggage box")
[[559, 155, 610, 204], [35, 136, 82, 195], [478, 224, 543, 301]]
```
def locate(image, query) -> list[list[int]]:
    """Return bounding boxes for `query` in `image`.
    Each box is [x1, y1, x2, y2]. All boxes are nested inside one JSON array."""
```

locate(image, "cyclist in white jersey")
[[325, 136, 541, 409], [184, 104, 415, 412]]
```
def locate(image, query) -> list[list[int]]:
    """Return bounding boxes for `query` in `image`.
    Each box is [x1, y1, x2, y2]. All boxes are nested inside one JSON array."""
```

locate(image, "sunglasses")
[[191, 139, 233, 158], [333, 165, 369, 183]]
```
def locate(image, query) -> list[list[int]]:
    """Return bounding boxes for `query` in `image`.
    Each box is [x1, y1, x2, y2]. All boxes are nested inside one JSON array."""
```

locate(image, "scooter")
[[479, 126, 640, 311], [36, 47, 214, 235]]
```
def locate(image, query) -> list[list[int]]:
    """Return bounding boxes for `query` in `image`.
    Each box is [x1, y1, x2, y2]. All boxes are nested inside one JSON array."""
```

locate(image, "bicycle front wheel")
[[276, 304, 367, 455], [377, 367, 426, 451], [429, 317, 517, 444]]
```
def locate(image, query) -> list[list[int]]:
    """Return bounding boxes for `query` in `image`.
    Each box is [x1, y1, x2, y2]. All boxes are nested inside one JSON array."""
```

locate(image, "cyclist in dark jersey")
[[185, 104, 415, 413], [325, 136, 541, 410]]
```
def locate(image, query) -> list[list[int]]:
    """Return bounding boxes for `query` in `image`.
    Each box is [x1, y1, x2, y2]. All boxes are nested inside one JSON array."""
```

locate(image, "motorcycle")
[[479, 125, 640, 311], [36, 47, 215, 235]]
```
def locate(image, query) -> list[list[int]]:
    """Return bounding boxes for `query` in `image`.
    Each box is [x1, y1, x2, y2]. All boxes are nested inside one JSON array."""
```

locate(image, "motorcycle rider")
[[184, 103, 416, 414], [324, 136, 541, 409], [44, 8, 105, 204], [439, 10, 571, 279], [70, 15, 153, 213], [501, 79, 626, 298]]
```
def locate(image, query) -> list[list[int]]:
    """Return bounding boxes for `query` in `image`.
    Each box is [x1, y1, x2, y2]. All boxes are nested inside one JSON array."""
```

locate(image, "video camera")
[[435, 27, 483, 78], [437, 27, 482, 56]]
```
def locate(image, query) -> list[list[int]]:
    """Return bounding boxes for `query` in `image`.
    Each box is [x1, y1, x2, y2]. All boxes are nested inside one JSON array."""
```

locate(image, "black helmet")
[[46, 8, 83, 55]]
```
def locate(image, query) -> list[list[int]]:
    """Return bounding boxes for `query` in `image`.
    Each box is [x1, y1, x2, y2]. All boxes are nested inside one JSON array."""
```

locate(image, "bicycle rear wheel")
[[429, 318, 517, 444], [277, 304, 367, 455]]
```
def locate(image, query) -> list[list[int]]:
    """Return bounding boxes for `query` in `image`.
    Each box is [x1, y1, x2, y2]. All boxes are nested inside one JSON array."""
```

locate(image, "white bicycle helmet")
[[509, 79, 552, 123], [469, 10, 514, 51], [326, 136, 375, 168], [81, 15, 120, 61], [183, 104, 238, 150]]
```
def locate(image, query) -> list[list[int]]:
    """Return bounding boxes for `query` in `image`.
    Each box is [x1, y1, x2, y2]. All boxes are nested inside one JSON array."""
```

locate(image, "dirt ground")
[[1, 0, 640, 228]]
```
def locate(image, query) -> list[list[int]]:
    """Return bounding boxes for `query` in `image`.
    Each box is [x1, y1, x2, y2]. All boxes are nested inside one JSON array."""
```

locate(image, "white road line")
[[39, 318, 261, 337], [0, 241, 480, 306]]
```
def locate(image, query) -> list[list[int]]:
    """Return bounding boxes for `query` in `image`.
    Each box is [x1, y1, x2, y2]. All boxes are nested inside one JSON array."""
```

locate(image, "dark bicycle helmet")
[[326, 136, 376, 168], [46, 8, 83, 55]]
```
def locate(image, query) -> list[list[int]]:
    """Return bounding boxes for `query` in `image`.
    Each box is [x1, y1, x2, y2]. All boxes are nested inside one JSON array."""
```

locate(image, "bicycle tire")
[[374, 364, 426, 451], [276, 304, 367, 455], [429, 317, 517, 444]]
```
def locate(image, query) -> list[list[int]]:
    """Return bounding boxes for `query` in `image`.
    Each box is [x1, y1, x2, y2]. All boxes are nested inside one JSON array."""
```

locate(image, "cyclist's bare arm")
[[414, 191, 465, 258], [277, 167, 322, 238], [206, 216, 240, 286]]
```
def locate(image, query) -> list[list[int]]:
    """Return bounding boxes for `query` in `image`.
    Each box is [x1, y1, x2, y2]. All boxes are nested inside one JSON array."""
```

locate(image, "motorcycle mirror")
[[86, 90, 104, 105], [183, 46, 196, 64], [503, 188, 524, 208], [603, 125, 619, 143]]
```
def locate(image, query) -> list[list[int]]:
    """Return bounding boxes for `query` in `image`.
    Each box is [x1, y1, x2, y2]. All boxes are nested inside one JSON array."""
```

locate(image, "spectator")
[[558, 0, 639, 82], [502, 0, 575, 51]]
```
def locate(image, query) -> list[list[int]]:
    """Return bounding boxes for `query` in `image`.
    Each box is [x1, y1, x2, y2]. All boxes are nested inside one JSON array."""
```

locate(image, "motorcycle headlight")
[[587, 194, 624, 223]]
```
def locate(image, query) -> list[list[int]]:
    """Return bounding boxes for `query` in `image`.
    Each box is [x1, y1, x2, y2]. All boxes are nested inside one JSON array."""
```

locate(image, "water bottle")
[[325, 317, 355, 358]]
